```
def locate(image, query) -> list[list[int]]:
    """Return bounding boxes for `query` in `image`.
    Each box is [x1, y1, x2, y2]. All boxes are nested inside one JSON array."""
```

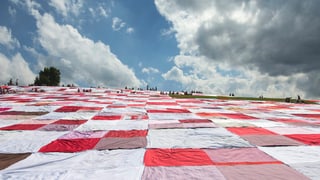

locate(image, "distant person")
[[297, 95, 301, 103]]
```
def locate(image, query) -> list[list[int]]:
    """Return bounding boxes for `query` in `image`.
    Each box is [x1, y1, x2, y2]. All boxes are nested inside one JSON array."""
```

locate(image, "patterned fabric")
[[0, 86, 319, 179]]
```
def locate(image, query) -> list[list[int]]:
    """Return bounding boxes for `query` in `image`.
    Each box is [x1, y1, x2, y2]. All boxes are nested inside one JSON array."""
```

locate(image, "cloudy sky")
[[1, 0, 319, 98]]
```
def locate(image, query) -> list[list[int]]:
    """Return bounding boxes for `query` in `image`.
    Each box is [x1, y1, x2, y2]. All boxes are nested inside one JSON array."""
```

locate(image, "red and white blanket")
[[0, 87, 319, 179]]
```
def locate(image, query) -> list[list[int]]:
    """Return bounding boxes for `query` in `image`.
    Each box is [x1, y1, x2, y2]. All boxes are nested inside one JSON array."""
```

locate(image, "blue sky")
[[0, 0, 179, 90], [1, 0, 320, 98]]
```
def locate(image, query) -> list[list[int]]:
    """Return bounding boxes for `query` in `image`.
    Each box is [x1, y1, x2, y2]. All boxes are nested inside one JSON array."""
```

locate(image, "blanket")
[[0, 86, 319, 179]]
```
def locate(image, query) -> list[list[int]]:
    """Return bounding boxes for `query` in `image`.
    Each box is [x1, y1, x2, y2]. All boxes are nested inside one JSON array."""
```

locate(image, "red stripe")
[[105, 130, 148, 138], [92, 115, 122, 120]]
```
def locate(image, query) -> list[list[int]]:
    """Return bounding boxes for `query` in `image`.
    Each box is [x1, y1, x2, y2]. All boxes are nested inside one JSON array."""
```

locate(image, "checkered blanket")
[[0, 86, 319, 179]]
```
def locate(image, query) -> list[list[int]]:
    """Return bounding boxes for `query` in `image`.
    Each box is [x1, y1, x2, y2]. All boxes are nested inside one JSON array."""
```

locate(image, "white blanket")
[[259, 146, 320, 164], [259, 146, 320, 180], [147, 128, 252, 148], [75, 120, 148, 131], [148, 113, 198, 120], [0, 149, 145, 180], [0, 131, 66, 153]]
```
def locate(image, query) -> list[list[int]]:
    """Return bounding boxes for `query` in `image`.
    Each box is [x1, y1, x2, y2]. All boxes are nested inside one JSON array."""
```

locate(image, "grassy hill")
[[169, 94, 316, 104]]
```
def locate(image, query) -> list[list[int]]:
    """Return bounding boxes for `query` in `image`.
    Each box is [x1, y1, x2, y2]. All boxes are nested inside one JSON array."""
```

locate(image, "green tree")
[[34, 67, 61, 86]]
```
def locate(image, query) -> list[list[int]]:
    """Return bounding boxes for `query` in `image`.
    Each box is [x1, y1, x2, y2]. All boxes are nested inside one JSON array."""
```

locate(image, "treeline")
[[2, 67, 61, 87]]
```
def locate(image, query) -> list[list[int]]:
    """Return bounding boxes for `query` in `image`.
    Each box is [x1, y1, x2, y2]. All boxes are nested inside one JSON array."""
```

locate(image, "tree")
[[34, 67, 61, 86]]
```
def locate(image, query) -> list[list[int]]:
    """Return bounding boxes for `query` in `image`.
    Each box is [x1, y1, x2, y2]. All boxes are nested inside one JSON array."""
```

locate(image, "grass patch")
[[169, 94, 317, 104]]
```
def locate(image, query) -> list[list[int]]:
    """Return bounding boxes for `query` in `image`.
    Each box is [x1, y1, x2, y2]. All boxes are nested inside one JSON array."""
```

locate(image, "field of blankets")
[[0, 86, 320, 179]]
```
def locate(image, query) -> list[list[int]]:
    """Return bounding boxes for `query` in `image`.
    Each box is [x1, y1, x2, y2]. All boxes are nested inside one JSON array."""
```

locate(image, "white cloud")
[[126, 27, 134, 34], [49, 0, 67, 16], [49, 0, 83, 17], [34, 13, 141, 88], [9, 0, 41, 18], [0, 53, 36, 85], [162, 66, 190, 84], [0, 26, 20, 49], [112, 17, 126, 31], [162, 55, 305, 97], [155, 0, 207, 55], [112, 17, 134, 34], [98, 5, 109, 18], [8, 6, 17, 17], [160, 27, 175, 36], [8, 0, 140, 88], [9, 0, 20, 5], [142, 67, 160, 74], [88, 7, 94, 16], [89, 4, 110, 20]]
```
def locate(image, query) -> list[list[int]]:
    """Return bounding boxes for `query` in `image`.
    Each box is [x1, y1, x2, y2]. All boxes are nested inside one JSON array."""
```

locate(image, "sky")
[[0, 0, 320, 99]]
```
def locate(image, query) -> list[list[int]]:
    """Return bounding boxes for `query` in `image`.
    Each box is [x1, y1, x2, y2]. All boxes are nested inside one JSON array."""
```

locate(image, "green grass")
[[169, 94, 317, 104]]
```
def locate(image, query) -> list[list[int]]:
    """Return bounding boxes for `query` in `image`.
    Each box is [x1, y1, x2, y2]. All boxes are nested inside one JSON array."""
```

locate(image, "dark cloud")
[[252, 0, 320, 75], [196, 0, 320, 75], [191, 0, 320, 97]]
